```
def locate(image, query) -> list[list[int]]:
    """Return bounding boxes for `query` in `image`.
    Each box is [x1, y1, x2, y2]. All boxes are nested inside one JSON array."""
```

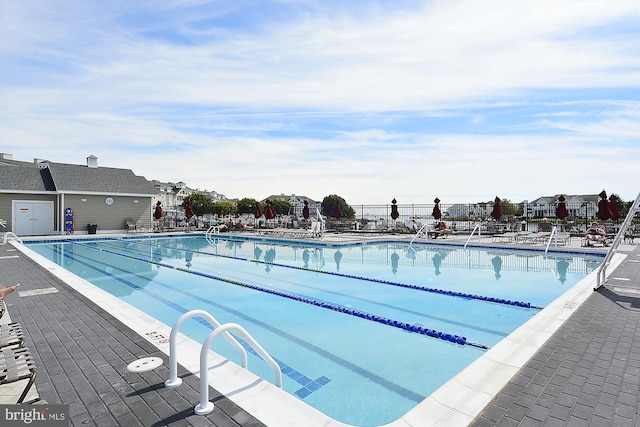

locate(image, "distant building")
[[528, 194, 601, 220]]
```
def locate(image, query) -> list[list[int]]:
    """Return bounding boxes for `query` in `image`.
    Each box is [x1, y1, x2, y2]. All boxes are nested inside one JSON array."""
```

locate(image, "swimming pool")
[[25, 235, 602, 426]]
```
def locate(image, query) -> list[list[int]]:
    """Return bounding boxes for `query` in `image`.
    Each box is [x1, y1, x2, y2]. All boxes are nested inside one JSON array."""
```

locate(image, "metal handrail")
[[3, 232, 23, 245], [544, 225, 558, 254], [409, 224, 427, 246], [595, 192, 640, 290], [464, 223, 481, 249], [165, 310, 246, 388], [195, 322, 282, 415]]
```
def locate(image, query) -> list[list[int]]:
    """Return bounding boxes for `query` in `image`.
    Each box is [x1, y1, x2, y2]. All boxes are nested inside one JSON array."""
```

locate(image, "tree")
[[321, 194, 355, 219], [182, 193, 214, 216], [499, 198, 519, 218], [273, 199, 292, 216], [237, 198, 258, 215], [213, 201, 237, 217]]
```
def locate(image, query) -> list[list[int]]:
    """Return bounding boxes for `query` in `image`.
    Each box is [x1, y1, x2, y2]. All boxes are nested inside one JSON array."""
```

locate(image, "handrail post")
[[195, 323, 282, 415], [464, 223, 480, 249], [165, 310, 246, 388], [544, 225, 558, 254]]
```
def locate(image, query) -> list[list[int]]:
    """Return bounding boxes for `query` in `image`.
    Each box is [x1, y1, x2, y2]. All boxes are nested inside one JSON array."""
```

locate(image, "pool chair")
[[125, 218, 137, 233], [0, 344, 38, 404], [0, 323, 25, 349]]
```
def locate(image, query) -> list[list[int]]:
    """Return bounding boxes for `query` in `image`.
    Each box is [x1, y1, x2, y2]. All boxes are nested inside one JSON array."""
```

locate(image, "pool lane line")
[[131, 238, 544, 311], [96, 241, 511, 339], [66, 239, 490, 349]]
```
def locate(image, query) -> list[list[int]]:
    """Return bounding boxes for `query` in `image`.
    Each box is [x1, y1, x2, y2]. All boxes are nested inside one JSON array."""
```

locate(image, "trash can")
[[87, 224, 97, 234]]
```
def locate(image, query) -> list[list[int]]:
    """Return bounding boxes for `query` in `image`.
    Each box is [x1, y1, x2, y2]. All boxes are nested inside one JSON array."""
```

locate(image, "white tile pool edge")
[[14, 242, 622, 427]]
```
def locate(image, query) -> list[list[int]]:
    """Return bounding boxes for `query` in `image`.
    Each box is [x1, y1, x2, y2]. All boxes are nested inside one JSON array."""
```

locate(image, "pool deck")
[[1, 230, 638, 426]]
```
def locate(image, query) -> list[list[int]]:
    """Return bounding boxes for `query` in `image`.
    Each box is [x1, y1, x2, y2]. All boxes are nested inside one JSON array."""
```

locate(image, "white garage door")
[[13, 201, 54, 236]]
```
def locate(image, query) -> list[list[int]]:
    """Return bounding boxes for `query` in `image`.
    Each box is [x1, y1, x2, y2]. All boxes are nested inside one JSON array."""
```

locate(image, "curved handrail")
[[165, 310, 246, 388], [195, 322, 282, 415], [544, 225, 558, 254], [3, 232, 23, 245], [463, 223, 480, 249], [409, 225, 427, 246], [205, 225, 220, 245]]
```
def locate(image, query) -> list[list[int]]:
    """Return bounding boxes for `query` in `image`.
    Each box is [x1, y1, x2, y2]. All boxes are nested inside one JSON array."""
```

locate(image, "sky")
[[1, 0, 639, 205]]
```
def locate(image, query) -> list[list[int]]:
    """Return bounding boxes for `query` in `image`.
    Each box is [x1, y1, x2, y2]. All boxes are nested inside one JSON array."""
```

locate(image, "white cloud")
[[1, 0, 638, 203]]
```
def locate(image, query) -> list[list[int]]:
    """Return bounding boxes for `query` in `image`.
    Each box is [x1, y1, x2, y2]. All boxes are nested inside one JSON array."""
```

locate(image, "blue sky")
[[1, 0, 638, 204]]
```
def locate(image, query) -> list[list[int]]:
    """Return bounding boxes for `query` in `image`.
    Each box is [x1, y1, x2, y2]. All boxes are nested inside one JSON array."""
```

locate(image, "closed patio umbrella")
[[555, 195, 569, 220], [608, 194, 620, 221], [491, 197, 502, 221], [302, 200, 310, 219], [432, 197, 442, 220], [391, 198, 399, 220], [264, 200, 276, 220], [153, 201, 163, 220], [185, 200, 194, 219], [334, 203, 343, 220], [596, 190, 612, 221]]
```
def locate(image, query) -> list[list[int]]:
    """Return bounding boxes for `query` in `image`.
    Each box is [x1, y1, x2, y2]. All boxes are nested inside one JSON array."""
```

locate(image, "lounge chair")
[[0, 344, 38, 403], [0, 323, 25, 349]]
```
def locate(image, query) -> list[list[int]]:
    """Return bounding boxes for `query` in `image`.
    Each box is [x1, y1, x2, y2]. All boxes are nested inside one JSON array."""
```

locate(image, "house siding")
[[63, 195, 152, 233], [0, 193, 58, 232]]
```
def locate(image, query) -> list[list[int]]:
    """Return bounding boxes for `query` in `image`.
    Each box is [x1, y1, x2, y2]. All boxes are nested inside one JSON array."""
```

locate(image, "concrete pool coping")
[[8, 233, 621, 426]]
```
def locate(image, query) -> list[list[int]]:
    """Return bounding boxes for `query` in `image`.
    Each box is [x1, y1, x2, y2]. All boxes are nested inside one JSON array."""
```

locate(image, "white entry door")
[[13, 201, 54, 236]]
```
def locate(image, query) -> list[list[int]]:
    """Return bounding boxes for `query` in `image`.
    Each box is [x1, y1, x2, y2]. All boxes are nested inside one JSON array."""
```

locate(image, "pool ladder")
[[165, 310, 282, 415], [3, 232, 23, 245]]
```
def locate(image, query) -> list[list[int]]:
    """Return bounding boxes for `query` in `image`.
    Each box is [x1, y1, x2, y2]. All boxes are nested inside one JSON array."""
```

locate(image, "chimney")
[[0, 153, 13, 160], [86, 155, 98, 168]]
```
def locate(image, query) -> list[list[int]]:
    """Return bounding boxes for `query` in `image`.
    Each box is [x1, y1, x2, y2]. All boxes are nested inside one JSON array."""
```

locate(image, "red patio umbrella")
[[334, 203, 343, 220], [432, 197, 442, 220], [302, 200, 310, 219], [185, 200, 194, 219], [490, 197, 502, 221], [391, 199, 399, 220], [608, 194, 620, 221], [153, 201, 163, 220], [254, 202, 262, 219], [555, 195, 569, 220], [596, 190, 612, 221], [264, 200, 276, 220]]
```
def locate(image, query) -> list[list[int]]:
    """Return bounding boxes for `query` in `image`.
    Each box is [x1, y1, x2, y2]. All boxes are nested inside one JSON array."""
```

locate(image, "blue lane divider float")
[[132, 239, 543, 311], [66, 240, 489, 349]]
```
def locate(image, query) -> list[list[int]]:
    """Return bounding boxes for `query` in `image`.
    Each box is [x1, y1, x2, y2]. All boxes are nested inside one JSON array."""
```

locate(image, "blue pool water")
[[26, 236, 602, 426]]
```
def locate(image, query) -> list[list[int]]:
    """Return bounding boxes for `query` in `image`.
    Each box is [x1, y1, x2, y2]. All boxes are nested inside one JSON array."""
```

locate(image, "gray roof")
[[0, 160, 156, 195], [46, 162, 156, 194], [0, 163, 55, 192]]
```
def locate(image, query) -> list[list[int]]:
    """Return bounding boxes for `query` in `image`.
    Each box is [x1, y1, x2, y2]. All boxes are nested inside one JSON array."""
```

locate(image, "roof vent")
[[86, 155, 98, 168]]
